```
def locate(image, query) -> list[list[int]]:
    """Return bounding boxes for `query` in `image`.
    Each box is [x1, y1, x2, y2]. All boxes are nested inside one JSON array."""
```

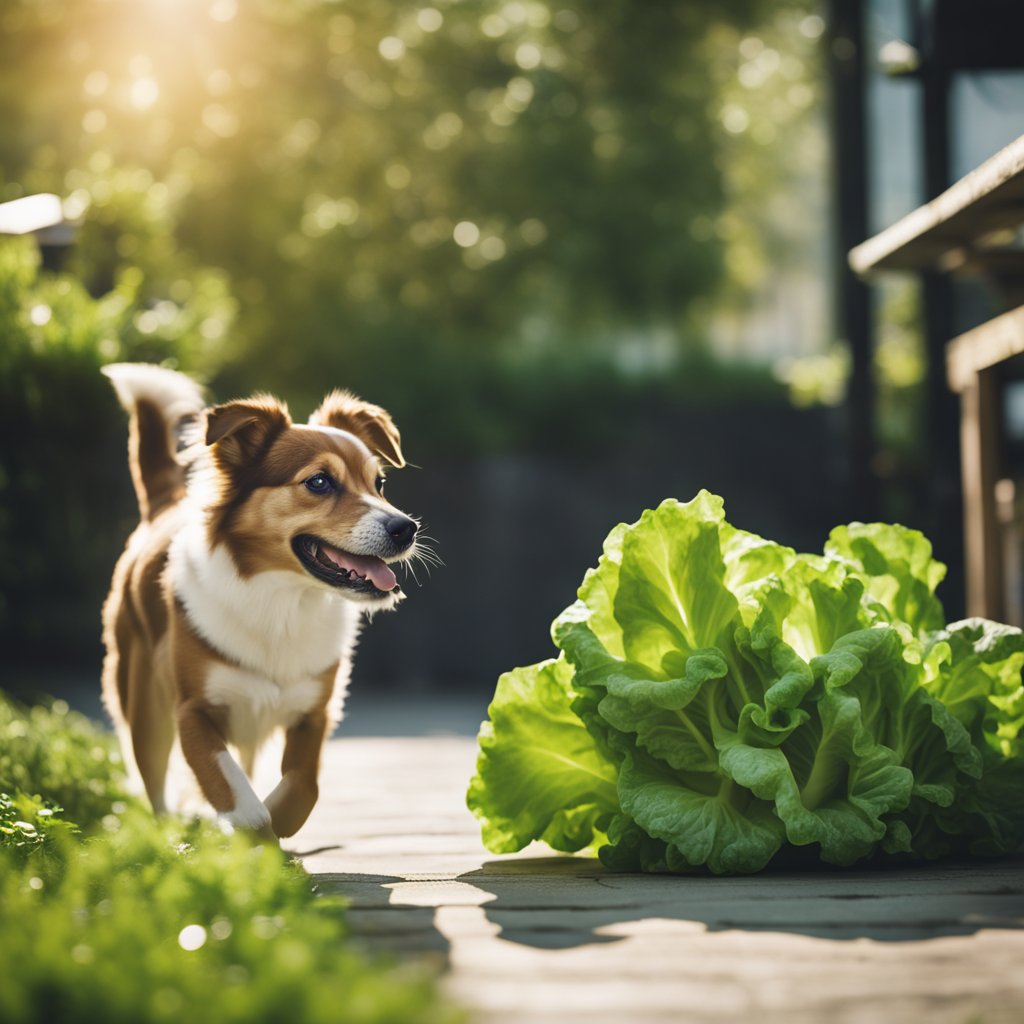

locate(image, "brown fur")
[[101, 364, 416, 840], [310, 389, 406, 467], [131, 399, 188, 520], [102, 506, 181, 813]]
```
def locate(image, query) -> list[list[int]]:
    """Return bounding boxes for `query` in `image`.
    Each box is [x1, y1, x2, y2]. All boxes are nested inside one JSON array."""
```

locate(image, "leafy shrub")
[[0, 693, 461, 1024], [2, 814, 458, 1024], [0, 790, 76, 858], [0, 694, 128, 828]]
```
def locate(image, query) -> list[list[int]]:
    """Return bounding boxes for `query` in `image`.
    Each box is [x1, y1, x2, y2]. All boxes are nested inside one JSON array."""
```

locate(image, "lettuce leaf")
[[468, 491, 1024, 873], [466, 658, 619, 854]]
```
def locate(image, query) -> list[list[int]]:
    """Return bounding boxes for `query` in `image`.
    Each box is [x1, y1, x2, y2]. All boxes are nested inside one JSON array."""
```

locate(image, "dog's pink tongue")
[[325, 546, 397, 591]]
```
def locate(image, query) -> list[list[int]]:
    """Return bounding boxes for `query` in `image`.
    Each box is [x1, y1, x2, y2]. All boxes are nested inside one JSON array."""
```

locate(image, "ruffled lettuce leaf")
[[466, 658, 619, 854], [612, 493, 741, 666], [922, 618, 1024, 756], [825, 522, 946, 635], [610, 738, 785, 875], [714, 635, 912, 866]]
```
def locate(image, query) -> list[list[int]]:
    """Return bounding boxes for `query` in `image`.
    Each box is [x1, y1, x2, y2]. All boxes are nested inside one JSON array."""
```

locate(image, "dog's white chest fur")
[[203, 664, 326, 748], [168, 519, 359, 743]]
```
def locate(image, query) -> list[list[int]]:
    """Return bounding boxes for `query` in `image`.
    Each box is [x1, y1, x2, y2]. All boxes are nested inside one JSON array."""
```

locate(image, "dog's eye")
[[374, 475, 385, 495], [304, 473, 335, 495]]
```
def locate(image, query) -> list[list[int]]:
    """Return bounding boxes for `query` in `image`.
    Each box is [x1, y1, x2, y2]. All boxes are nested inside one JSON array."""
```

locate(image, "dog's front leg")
[[177, 698, 277, 841], [263, 707, 329, 839]]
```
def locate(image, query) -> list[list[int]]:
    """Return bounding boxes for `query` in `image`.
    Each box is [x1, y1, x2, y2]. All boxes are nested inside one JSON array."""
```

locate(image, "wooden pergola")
[[829, 0, 1024, 623], [851, 135, 1024, 623]]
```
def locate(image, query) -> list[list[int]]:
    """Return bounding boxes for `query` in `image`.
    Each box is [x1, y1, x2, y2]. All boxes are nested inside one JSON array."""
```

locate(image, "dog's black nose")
[[385, 516, 417, 549]]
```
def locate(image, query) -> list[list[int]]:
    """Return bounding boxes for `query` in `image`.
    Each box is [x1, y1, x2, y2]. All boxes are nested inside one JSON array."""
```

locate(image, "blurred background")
[[2, 0, 1024, 712]]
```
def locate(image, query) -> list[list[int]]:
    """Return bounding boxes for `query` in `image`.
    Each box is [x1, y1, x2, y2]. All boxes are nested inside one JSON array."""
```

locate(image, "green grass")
[[0, 693, 462, 1024]]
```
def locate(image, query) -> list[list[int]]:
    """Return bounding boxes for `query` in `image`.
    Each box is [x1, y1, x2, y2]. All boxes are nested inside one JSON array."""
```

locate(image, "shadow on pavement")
[[456, 854, 1024, 949], [312, 872, 454, 970]]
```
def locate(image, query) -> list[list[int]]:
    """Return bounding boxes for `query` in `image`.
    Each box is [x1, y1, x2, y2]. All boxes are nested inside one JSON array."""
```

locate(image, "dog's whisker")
[[411, 550, 442, 575], [411, 535, 444, 569], [402, 560, 424, 587], [405, 557, 434, 581]]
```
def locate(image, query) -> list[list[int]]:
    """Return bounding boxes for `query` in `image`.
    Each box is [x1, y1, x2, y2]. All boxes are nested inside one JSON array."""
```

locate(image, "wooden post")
[[958, 367, 1003, 619], [827, 0, 876, 520]]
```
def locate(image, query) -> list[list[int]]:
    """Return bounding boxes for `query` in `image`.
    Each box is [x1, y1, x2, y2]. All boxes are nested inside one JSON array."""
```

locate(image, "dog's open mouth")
[[292, 535, 400, 597]]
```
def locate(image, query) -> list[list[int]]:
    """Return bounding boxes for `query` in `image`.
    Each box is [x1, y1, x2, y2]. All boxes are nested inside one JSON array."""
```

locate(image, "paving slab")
[[290, 734, 1024, 1024]]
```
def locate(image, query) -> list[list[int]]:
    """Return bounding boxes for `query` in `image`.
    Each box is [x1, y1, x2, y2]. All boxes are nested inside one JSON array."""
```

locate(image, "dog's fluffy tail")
[[103, 363, 206, 522]]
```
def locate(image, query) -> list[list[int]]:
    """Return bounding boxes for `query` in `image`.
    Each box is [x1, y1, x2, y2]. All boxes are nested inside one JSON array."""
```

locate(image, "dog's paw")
[[217, 804, 278, 845], [248, 819, 281, 846]]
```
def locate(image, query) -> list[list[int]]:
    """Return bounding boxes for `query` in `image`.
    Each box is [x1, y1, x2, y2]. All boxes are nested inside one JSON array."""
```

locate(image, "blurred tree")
[[0, 0, 817, 450]]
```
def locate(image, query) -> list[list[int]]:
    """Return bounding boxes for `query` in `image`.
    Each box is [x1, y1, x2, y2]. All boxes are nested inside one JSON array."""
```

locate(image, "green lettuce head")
[[467, 492, 1024, 873]]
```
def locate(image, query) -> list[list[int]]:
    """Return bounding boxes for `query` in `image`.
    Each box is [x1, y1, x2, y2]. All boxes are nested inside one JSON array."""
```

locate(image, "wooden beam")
[[849, 133, 1024, 275], [947, 304, 1024, 392]]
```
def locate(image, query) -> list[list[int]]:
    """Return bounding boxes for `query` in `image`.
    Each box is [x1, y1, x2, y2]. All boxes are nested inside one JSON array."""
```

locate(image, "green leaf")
[[719, 523, 797, 623], [614, 741, 784, 875], [598, 814, 671, 873], [569, 522, 629, 660], [825, 522, 946, 634], [924, 618, 1024, 756], [596, 651, 729, 772], [613, 493, 741, 666], [738, 612, 816, 741], [467, 659, 619, 854], [718, 687, 913, 866], [754, 558, 868, 661]]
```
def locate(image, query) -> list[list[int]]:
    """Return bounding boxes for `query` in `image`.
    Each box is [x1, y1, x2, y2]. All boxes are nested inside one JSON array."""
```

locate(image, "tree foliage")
[[0, 0, 821, 434]]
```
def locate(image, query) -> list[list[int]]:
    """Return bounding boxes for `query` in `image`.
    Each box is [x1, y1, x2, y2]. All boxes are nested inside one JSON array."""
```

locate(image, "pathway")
[[291, 731, 1024, 1024]]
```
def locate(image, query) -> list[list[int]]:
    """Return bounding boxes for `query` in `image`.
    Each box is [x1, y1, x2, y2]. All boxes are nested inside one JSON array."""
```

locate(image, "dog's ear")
[[205, 396, 291, 467], [309, 389, 405, 468]]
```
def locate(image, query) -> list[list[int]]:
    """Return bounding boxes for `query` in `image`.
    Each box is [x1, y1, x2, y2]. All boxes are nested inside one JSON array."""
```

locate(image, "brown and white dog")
[[101, 363, 419, 840]]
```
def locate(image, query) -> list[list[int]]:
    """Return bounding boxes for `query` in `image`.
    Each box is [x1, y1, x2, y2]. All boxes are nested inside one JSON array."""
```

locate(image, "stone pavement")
[[290, 730, 1024, 1024]]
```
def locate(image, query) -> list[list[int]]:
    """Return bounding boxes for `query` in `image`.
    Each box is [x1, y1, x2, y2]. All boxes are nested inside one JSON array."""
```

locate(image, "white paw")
[[215, 751, 273, 834], [219, 804, 272, 833]]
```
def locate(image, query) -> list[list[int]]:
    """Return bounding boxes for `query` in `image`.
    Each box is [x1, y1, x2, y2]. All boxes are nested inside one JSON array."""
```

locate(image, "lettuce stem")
[[673, 709, 717, 765], [800, 727, 840, 810]]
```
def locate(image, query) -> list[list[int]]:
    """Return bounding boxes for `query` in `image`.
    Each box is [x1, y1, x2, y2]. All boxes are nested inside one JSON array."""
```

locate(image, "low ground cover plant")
[[469, 491, 1024, 874], [0, 695, 459, 1024]]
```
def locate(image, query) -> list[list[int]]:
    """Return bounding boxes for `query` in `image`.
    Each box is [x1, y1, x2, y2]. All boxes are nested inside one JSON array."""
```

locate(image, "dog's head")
[[202, 389, 416, 608]]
